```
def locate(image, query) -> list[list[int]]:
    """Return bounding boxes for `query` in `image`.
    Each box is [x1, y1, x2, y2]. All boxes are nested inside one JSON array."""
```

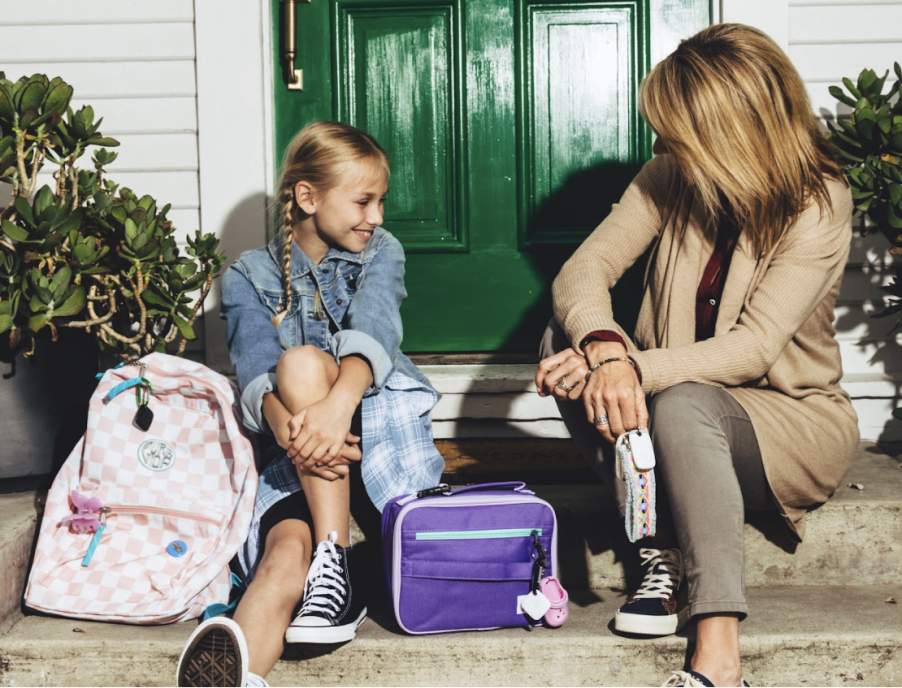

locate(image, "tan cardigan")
[[553, 155, 859, 540]]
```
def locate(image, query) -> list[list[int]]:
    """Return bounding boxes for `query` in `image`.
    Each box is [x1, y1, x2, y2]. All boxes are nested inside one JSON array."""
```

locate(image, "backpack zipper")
[[80, 504, 222, 567]]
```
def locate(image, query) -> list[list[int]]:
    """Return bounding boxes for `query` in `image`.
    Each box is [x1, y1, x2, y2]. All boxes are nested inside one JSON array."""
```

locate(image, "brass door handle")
[[281, 0, 310, 91]]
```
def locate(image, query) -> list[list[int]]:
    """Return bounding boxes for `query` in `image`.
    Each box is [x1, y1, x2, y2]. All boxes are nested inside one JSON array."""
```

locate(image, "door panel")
[[336, 3, 467, 251], [519, 2, 646, 245], [274, 0, 710, 353]]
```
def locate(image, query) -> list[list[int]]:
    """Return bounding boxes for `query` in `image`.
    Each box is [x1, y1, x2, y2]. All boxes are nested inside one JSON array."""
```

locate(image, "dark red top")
[[581, 218, 740, 374]]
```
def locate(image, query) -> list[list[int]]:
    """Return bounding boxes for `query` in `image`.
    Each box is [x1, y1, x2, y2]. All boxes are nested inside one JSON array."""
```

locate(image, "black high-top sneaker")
[[285, 530, 367, 643]]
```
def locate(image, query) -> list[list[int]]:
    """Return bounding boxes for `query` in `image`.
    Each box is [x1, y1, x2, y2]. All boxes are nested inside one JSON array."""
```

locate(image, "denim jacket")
[[220, 227, 435, 435]]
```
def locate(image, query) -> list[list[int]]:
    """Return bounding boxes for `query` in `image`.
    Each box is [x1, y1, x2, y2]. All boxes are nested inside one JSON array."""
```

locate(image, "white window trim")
[[195, 0, 277, 371]]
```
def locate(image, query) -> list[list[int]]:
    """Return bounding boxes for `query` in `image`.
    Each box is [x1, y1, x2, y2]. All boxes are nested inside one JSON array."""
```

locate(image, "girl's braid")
[[271, 188, 296, 328]]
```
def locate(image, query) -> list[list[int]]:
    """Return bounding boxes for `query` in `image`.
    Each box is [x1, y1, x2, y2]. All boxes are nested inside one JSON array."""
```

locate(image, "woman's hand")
[[582, 341, 648, 443], [535, 347, 591, 401], [286, 396, 362, 469]]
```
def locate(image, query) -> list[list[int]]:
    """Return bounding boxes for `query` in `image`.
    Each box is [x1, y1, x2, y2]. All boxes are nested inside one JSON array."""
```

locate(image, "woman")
[[535, 23, 857, 687]]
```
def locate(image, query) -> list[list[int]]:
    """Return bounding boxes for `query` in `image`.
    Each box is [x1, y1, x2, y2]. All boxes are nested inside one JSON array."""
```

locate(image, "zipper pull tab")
[[416, 483, 452, 499], [82, 507, 110, 568]]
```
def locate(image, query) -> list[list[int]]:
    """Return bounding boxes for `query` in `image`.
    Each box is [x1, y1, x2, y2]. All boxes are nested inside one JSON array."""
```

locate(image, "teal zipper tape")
[[416, 528, 543, 541]]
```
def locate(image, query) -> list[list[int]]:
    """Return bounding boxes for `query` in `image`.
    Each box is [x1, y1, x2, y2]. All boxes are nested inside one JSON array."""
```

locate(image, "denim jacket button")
[[337, 299, 343, 305]]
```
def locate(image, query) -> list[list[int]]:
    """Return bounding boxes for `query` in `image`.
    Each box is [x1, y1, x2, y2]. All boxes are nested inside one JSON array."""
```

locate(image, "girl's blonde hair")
[[638, 23, 843, 255], [272, 120, 389, 327]]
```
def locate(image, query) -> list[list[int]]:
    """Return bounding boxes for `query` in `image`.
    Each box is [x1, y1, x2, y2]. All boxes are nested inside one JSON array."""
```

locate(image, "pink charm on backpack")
[[60, 491, 103, 533]]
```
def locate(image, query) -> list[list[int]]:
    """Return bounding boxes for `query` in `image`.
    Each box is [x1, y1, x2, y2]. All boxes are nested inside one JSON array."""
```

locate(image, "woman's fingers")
[[635, 387, 650, 429], [585, 386, 614, 443], [536, 348, 577, 395]]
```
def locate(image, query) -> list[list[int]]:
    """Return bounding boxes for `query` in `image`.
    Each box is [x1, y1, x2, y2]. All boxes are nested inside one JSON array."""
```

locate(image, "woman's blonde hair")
[[272, 120, 389, 327], [638, 23, 843, 255]]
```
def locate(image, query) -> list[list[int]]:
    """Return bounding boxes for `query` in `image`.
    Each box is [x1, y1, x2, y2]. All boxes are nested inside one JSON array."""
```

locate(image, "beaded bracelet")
[[584, 356, 637, 382]]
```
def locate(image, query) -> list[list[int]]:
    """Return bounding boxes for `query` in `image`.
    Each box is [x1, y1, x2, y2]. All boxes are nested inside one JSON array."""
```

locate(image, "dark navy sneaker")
[[285, 531, 367, 644], [615, 547, 688, 636]]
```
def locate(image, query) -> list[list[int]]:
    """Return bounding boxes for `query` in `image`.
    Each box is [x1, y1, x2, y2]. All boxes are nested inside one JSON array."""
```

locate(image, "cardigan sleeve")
[[630, 185, 853, 395], [552, 156, 675, 353]]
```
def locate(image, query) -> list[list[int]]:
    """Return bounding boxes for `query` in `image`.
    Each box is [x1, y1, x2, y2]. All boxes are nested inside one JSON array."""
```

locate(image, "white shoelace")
[[632, 547, 683, 600], [298, 531, 346, 619], [661, 671, 707, 687]]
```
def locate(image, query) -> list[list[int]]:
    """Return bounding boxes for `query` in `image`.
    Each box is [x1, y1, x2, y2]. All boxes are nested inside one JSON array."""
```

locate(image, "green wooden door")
[[273, 0, 710, 353]]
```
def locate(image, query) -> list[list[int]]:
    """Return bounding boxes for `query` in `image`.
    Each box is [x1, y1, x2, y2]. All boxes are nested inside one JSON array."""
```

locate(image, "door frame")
[[195, 0, 732, 369]]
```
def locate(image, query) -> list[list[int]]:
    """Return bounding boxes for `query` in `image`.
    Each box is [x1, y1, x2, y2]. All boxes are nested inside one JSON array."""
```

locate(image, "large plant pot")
[[0, 331, 99, 481]]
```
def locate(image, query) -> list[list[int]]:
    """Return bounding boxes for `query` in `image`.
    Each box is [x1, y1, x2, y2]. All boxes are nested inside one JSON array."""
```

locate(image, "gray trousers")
[[540, 319, 774, 618]]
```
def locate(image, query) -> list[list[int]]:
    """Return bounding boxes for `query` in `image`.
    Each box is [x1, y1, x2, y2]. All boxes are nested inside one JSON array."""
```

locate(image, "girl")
[[176, 121, 444, 688], [536, 24, 857, 687]]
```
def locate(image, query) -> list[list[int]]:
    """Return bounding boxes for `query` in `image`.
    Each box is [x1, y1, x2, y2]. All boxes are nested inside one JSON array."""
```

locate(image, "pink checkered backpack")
[[25, 353, 258, 624]]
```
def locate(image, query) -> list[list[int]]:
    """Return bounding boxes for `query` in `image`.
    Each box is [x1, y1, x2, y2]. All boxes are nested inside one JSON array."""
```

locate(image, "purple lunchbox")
[[382, 481, 558, 634]]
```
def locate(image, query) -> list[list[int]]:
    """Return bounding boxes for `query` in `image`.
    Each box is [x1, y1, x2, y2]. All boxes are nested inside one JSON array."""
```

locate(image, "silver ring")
[[557, 378, 574, 392], [594, 415, 609, 426]]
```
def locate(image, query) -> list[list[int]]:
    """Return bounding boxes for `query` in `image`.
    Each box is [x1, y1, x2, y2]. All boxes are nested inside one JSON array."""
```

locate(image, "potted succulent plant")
[[0, 72, 226, 479], [828, 63, 902, 421]]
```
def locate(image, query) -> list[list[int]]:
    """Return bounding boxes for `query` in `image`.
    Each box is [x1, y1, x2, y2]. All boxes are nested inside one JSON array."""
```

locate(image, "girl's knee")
[[277, 345, 336, 389]]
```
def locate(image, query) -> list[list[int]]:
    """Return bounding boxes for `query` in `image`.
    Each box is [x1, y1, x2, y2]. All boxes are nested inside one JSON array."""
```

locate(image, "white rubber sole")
[[614, 606, 690, 636], [284, 607, 367, 644]]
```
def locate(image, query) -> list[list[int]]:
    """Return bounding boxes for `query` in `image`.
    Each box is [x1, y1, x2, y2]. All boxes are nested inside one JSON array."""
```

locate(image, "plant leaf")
[[1, 219, 28, 242], [14, 197, 34, 226], [42, 82, 72, 114], [52, 286, 86, 317], [18, 80, 46, 113], [171, 314, 195, 340], [829, 85, 857, 108], [33, 184, 53, 216]]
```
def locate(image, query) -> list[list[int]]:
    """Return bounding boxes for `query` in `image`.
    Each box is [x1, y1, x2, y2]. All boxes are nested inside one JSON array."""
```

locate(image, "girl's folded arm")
[[333, 233, 406, 395], [220, 261, 286, 434]]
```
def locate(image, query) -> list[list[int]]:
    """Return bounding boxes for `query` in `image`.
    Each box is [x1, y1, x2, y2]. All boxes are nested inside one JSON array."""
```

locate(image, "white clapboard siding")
[[0, 24, 195, 64], [789, 5, 902, 43], [69, 97, 197, 135], [100, 134, 199, 172], [1, 62, 197, 99], [1, 0, 194, 24], [789, 42, 902, 82]]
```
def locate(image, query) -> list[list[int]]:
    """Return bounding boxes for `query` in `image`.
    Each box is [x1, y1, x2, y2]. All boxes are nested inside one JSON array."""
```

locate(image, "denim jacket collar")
[[266, 234, 368, 279]]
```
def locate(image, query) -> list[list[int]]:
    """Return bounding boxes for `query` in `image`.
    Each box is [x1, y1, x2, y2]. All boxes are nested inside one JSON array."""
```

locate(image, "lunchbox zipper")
[[415, 528, 543, 540], [392, 495, 558, 634]]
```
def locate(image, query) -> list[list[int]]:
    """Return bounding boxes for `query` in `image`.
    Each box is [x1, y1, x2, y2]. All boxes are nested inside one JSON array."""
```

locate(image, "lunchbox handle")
[[416, 482, 532, 498]]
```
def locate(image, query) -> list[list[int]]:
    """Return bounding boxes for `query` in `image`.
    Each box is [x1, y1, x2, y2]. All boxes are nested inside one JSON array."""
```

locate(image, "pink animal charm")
[[60, 491, 103, 533]]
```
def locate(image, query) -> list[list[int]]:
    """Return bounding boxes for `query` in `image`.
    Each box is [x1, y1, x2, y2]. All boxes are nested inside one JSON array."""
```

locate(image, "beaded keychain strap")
[[615, 430, 657, 543]]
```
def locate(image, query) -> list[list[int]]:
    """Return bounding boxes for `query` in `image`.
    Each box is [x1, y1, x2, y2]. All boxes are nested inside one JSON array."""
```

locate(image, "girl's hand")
[[582, 344, 648, 443], [535, 348, 590, 401], [286, 397, 360, 468]]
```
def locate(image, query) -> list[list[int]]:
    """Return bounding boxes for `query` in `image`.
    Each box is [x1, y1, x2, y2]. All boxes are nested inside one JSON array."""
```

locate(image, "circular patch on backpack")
[[137, 439, 176, 472], [166, 540, 188, 557]]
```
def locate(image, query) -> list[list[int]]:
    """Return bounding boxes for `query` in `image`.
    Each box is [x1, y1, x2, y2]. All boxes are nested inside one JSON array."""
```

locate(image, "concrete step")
[[0, 443, 899, 635], [0, 491, 41, 634], [540, 442, 902, 590], [1, 585, 900, 687]]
